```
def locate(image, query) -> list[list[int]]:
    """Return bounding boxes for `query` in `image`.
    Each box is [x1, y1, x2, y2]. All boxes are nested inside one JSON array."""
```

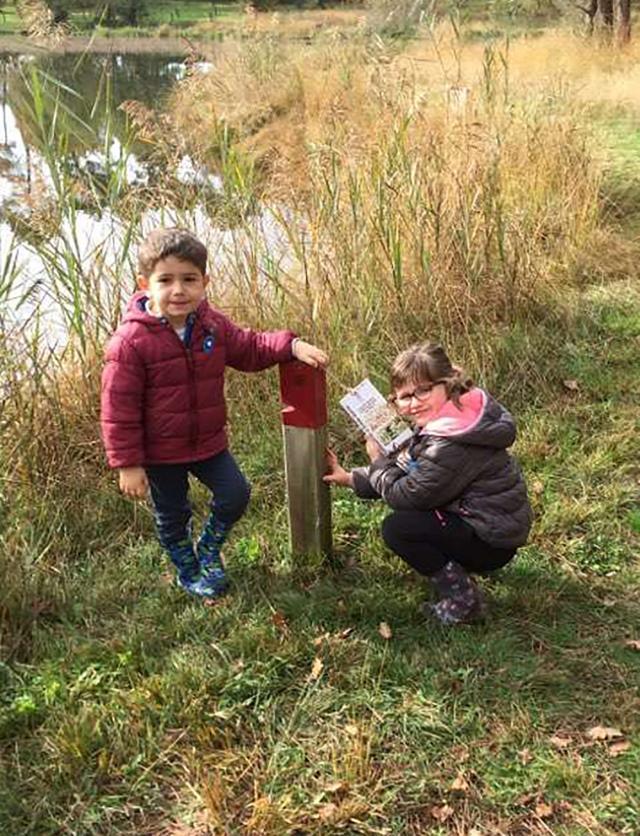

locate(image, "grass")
[[1, 19, 640, 836]]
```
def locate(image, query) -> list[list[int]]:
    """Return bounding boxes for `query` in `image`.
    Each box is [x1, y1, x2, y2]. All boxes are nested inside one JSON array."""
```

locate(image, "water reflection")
[[0, 50, 223, 339], [0, 50, 197, 202]]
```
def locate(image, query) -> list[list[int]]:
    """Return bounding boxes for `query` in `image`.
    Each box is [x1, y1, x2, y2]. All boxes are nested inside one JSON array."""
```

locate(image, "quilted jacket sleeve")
[[222, 314, 296, 372], [100, 333, 146, 468], [367, 438, 495, 510]]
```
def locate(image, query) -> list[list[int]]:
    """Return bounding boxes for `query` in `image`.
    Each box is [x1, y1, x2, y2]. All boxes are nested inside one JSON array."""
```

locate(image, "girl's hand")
[[365, 435, 384, 462], [119, 466, 149, 499], [323, 449, 354, 488], [292, 339, 328, 368]]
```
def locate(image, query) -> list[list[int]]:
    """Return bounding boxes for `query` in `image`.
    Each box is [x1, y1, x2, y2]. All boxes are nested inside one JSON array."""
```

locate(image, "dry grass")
[[168, 26, 613, 394], [191, 7, 366, 40]]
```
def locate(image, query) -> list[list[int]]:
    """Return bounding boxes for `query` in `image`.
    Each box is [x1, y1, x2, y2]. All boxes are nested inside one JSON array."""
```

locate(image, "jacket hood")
[[422, 388, 516, 449]]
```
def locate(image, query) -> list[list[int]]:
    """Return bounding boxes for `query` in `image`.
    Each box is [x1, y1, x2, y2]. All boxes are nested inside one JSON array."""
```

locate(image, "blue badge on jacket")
[[203, 335, 215, 354]]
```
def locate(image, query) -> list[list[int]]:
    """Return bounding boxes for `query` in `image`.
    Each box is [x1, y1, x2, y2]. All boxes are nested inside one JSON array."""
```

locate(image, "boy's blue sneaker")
[[196, 513, 230, 598], [188, 566, 228, 599], [165, 539, 226, 600], [166, 539, 199, 581]]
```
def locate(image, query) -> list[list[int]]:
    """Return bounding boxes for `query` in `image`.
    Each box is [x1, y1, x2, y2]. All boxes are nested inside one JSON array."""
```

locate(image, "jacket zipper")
[[168, 321, 199, 452]]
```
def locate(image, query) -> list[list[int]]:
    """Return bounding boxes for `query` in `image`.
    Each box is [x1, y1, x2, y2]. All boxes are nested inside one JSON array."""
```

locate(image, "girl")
[[324, 343, 532, 624]]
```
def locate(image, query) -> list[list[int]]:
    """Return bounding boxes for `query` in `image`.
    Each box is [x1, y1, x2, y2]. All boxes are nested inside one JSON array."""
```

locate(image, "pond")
[[0, 47, 228, 339]]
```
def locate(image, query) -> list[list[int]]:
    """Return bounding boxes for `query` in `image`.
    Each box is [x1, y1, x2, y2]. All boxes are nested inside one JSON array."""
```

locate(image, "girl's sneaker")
[[426, 560, 487, 625], [425, 594, 487, 625]]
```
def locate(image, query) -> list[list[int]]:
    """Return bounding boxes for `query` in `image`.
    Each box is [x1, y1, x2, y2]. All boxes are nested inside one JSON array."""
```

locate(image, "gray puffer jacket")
[[351, 388, 532, 549]]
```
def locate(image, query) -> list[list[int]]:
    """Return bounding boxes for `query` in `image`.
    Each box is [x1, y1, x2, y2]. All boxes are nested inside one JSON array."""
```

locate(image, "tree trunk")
[[618, 0, 631, 42], [599, 0, 615, 29]]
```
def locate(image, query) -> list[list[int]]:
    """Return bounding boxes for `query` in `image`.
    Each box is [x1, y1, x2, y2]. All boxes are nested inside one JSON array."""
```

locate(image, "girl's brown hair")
[[390, 342, 473, 406]]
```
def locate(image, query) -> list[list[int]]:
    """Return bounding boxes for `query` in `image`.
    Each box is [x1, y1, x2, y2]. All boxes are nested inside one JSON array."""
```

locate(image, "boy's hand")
[[292, 339, 328, 368], [323, 449, 354, 488], [119, 466, 149, 499]]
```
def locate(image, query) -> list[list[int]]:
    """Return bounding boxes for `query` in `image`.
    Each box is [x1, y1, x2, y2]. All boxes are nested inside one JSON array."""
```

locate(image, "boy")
[[101, 227, 327, 599]]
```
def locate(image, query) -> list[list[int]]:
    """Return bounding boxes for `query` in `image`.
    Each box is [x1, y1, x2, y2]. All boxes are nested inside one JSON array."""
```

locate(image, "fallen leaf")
[[378, 621, 392, 640], [467, 829, 483, 836], [318, 802, 338, 821], [550, 734, 572, 749], [451, 774, 469, 792], [531, 479, 544, 496], [562, 379, 579, 391], [608, 740, 631, 757], [430, 803, 454, 822], [313, 632, 330, 647], [587, 725, 623, 741], [450, 745, 470, 763], [309, 657, 324, 681], [535, 801, 554, 819], [324, 780, 347, 794], [518, 748, 533, 765], [344, 724, 359, 736], [337, 627, 355, 640], [624, 639, 640, 651], [271, 611, 289, 632], [518, 792, 537, 806]]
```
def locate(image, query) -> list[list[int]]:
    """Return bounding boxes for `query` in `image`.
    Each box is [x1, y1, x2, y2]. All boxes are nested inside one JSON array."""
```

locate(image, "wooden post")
[[279, 361, 332, 558]]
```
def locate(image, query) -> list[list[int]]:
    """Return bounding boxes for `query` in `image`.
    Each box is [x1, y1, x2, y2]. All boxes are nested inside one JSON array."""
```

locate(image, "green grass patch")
[[2, 282, 640, 833]]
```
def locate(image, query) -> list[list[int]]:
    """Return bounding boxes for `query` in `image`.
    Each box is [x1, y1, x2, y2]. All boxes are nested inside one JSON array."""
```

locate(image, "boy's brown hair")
[[390, 342, 473, 406], [137, 227, 208, 277]]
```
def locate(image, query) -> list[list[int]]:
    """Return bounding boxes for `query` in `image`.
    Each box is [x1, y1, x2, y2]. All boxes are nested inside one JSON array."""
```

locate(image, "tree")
[[578, 0, 632, 42]]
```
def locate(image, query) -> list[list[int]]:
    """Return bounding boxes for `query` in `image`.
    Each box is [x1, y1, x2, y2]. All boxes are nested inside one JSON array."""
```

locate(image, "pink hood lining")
[[421, 388, 487, 437]]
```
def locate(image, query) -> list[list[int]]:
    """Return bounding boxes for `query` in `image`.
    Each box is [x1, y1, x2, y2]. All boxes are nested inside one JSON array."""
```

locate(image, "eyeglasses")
[[390, 382, 438, 409]]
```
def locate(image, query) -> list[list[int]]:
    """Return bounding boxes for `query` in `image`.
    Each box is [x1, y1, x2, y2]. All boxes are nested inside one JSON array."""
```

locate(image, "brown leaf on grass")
[[318, 802, 338, 822], [430, 803, 454, 822], [518, 748, 533, 765], [586, 725, 623, 741], [562, 379, 579, 391], [309, 657, 324, 681], [271, 610, 289, 633], [531, 479, 544, 496], [378, 621, 392, 640], [337, 626, 355, 639], [535, 801, 554, 819], [325, 780, 348, 795], [313, 632, 330, 647], [624, 639, 640, 651], [344, 724, 359, 736], [450, 774, 469, 792], [608, 740, 631, 757], [550, 734, 572, 749]]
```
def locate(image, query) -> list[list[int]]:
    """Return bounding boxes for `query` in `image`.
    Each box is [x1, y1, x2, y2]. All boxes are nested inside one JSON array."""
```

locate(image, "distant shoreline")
[[0, 34, 206, 55]]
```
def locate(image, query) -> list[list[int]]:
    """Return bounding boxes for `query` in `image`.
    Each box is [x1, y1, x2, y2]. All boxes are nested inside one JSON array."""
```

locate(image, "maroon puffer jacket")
[[101, 292, 295, 468]]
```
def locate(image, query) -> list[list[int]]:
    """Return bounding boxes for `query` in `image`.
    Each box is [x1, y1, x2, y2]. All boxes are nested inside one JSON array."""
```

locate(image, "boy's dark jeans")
[[382, 509, 515, 576], [146, 450, 251, 549]]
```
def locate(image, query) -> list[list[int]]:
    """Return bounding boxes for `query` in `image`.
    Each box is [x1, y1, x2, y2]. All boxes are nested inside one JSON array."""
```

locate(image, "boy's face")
[[138, 255, 209, 328]]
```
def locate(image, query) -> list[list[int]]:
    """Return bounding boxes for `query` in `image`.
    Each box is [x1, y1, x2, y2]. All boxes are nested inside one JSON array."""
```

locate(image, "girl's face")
[[393, 380, 448, 427]]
